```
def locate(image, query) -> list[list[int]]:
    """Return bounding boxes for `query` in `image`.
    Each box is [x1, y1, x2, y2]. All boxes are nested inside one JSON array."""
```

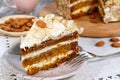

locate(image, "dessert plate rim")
[[2, 43, 87, 80], [0, 15, 35, 37]]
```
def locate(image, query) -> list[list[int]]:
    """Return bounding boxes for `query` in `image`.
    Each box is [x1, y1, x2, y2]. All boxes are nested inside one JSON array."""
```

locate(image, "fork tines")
[[64, 53, 89, 68]]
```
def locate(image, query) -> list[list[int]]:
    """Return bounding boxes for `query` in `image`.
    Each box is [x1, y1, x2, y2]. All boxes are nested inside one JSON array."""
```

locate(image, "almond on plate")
[[95, 41, 105, 47], [111, 42, 120, 48], [109, 37, 119, 42]]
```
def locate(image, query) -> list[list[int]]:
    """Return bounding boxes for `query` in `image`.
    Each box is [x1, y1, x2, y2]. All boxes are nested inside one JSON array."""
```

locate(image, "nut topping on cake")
[[36, 20, 46, 28]]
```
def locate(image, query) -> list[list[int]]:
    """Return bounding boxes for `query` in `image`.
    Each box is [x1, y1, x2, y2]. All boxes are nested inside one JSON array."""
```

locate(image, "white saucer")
[[0, 15, 35, 37]]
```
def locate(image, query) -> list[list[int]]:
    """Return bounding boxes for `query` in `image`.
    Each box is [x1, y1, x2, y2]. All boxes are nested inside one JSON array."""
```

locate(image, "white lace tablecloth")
[[0, 0, 120, 79], [0, 35, 120, 80]]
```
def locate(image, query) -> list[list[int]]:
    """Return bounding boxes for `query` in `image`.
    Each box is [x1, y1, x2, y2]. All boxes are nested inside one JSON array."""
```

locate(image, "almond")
[[111, 42, 120, 48], [109, 37, 119, 42], [13, 29, 25, 32], [0, 24, 5, 29], [95, 41, 105, 47], [26, 22, 33, 27], [3, 25, 11, 31], [24, 26, 30, 31], [36, 20, 46, 28]]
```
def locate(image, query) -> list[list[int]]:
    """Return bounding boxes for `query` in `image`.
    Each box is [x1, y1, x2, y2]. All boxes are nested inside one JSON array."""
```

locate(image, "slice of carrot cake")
[[20, 14, 83, 75]]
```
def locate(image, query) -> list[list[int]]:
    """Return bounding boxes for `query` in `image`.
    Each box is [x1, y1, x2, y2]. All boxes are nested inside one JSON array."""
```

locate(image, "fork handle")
[[95, 51, 120, 59], [87, 51, 120, 63]]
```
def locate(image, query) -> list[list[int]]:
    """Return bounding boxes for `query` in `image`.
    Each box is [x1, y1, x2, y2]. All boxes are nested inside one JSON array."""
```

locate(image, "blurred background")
[[0, 0, 54, 17]]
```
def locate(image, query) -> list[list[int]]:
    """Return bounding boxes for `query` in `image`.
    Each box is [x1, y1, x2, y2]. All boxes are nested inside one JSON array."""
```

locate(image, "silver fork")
[[64, 46, 120, 67]]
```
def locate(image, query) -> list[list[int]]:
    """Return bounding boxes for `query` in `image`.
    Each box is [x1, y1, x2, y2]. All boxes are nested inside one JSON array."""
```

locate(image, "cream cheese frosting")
[[20, 14, 83, 48], [72, 6, 91, 15], [68, 0, 88, 7]]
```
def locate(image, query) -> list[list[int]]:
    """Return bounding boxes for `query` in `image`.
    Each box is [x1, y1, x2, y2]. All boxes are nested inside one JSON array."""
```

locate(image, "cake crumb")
[[89, 14, 96, 19], [90, 19, 98, 23], [95, 41, 105, 47]]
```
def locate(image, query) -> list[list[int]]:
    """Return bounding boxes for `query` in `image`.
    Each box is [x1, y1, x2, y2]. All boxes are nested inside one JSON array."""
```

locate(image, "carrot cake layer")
[[22, 41, 78, 68], [27, 51, 77, 75]]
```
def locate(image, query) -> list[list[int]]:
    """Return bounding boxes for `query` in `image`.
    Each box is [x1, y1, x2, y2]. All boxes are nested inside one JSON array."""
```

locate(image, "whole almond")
[[0, 24, 5, 29], [95, 41, 105, 47], [111, 42, 120, 48], [36, 20, 46, 28], [109, 37, 119, 42]]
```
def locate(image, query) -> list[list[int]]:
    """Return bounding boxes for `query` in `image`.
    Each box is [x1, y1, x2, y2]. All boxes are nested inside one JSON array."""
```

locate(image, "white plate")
[[0, 15, 35, 37], [2, 43, 87, 80]]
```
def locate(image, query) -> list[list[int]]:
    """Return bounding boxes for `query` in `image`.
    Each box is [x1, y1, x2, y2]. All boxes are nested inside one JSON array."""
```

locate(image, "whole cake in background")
[[55, 0, 120, 23], [20, 14, 83, 75], [55, 0, 98, 19]]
